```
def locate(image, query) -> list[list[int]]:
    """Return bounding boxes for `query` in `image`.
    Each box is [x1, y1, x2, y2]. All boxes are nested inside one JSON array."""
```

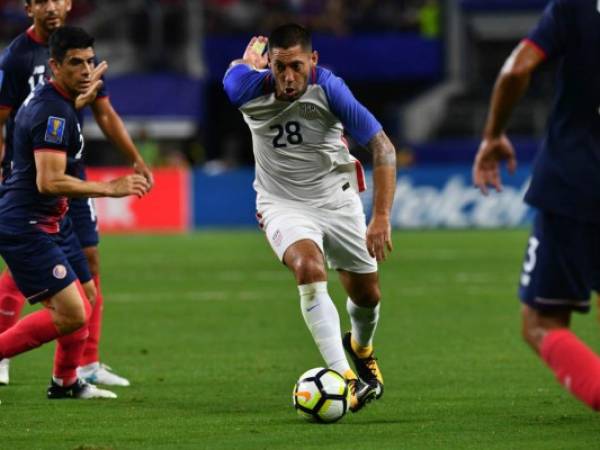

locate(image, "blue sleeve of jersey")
[[30, 102, 74, 152], [317, 68, 382, 147], [223, 64, 270, 108], [0, 52, 24, 109], [527, 0, 570, 59]]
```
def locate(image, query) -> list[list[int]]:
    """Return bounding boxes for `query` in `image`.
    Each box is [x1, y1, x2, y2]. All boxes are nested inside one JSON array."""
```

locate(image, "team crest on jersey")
[[45, 116, 66, 144], [299, 103, 319, 120]]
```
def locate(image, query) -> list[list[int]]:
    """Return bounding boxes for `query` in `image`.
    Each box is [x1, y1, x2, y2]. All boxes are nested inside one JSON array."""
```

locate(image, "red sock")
[[53, 283, 92, 386], [0, 308, 60, 358], [540, 329, 600, 411], [80, 275, 103, 366], [0, 271, 26, 333]]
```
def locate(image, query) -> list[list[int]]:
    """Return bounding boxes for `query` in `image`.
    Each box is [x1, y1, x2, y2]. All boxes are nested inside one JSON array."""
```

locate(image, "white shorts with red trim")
[[257, 195, 377, 274]]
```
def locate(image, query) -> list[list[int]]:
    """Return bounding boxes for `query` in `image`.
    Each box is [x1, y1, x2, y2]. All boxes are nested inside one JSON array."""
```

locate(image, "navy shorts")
[[58, 217, 92, 285], [0, 227, 79, 304], [68, 197, 99, 248], [519, 211, 600, 313]]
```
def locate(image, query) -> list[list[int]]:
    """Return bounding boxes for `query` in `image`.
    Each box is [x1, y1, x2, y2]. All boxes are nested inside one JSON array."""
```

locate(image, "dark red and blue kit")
[[0, 27, 50, 177], [0, 26, 106, 250], [519, 0, 600, 312], [0, 82, 91, 303]]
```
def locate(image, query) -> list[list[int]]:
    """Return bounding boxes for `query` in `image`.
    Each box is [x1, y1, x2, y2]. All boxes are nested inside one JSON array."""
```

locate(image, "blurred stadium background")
[[0, 0, 552, 233], [3, 3, 600, 448]]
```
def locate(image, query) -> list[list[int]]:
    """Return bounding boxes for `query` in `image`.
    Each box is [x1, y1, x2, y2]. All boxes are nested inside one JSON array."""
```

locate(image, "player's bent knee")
[[54, 306, 87, 335], [349, 284, 381, 307], [348, 281, 381, 307], [60, 301, 88, 333], [520, 316, 544, 353], [49, 283, 90, 334], [290, 258, 327, 284]]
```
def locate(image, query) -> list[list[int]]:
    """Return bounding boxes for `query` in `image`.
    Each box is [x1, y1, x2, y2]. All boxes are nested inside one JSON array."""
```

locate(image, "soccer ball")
[[292, 367, 351, 423]]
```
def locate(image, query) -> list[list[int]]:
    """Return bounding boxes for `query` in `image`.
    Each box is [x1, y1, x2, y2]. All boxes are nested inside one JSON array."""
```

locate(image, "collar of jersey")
[[26, 26, 47, 46], [49, 80, 74, 102]]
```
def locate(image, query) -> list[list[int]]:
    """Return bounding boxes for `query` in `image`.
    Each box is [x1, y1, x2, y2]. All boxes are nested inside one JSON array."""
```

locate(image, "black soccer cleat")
[[347, 377, 377, 412], [343, 331, 384, 399], [47, 378, 117, 399]]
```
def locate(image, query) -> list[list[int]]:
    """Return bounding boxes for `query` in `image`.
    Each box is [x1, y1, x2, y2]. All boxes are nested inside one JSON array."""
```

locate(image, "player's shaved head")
[[49, 26, 94, 63], [269, 23, 312, 53]]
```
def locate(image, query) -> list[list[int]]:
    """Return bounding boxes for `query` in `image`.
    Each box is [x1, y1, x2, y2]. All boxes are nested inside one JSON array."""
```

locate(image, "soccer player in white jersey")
[[223, 23, 397, 412]]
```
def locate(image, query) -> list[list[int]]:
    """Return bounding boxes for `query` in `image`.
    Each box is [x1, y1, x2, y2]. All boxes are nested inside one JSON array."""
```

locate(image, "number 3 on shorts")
[[521, 236, 539, 287]]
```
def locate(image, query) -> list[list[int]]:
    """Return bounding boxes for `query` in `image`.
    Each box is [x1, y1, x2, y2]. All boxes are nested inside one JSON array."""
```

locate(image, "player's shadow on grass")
[[281, 416, 408, 426]]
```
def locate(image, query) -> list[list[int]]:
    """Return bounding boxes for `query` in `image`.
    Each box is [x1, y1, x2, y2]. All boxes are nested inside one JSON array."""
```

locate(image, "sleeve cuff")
[[522, 38, 548, 60]]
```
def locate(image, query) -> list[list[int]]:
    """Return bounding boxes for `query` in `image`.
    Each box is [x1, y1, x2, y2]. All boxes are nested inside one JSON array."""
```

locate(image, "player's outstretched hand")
[[108, 174, 151, 198], [133, 159, 154, 190], [75, 60, 109, 110], [473, 134, 517, 195], [366, 216, 393, 262], [243, 36, 268, 70]]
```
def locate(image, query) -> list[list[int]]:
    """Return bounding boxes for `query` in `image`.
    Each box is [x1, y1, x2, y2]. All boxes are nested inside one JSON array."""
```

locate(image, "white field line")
[[112, 270, 291, 283], [106, 290, 280, 303]]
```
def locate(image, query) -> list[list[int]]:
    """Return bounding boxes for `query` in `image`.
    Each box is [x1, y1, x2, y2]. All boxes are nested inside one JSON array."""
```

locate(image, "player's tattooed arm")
[[230, 36, 268, 70], [366, 130, 396, 262], [369, 130, 396, 168]]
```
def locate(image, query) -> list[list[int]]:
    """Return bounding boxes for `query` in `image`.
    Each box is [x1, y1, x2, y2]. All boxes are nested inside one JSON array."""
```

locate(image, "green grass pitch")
[[0, 230, 598, 449]]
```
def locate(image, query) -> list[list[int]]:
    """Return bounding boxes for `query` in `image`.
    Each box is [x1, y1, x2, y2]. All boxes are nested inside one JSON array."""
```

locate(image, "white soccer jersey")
[[224, 65, 382, 209]]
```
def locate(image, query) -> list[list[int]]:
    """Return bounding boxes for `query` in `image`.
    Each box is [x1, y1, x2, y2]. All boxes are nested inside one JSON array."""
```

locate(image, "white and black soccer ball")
[[292, 367, 350, 423]]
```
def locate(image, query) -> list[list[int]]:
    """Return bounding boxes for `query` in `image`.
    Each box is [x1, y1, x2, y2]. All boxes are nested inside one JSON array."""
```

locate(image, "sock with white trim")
[[346, 298, 380, 350]]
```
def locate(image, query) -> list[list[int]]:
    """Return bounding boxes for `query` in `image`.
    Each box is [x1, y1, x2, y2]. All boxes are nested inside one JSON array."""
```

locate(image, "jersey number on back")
[[28, 65, 46, 93], [270, 121, 303, 148]]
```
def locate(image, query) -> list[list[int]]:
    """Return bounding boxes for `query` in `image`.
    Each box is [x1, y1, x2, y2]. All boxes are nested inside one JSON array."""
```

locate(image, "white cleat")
[[76, 382, 118, 399], [77, 362, 131, 387], [0, 359, 9, 385], [47, 378, 117, 399]]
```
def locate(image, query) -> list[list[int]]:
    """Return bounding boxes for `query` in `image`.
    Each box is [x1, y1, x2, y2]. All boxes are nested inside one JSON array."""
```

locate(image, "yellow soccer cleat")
[[345, 376, 377, 413], [343, 332, 384, 399]]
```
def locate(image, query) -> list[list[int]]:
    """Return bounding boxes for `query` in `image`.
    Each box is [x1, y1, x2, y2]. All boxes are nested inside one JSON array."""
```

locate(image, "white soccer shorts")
[[257, 196, 377, 274]]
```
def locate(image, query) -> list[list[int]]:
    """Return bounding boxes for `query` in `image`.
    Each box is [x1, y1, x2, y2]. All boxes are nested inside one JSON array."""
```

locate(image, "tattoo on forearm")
[[369, 131, 396, 167]]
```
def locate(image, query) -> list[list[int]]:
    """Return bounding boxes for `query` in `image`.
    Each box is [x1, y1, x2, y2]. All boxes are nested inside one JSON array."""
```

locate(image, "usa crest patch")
[[45, 116, 65, 144], [299, 103, 319, 120]]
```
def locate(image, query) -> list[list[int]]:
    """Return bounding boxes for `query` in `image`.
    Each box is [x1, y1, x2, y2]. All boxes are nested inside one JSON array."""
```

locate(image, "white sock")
[[299, 282, 350, 376], [346, 298, 380, 347]]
